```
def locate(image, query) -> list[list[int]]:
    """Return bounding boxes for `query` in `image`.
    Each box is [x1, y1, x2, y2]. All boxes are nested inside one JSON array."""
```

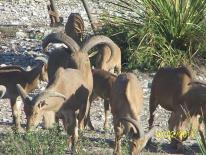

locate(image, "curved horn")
[[118, 117, 143, 137], [35, 57, 48, 64], [45, 91, 67, 100], [0, 85, 6, 98], [88, 51, 98, 58], [188, 80, 206, 86], [16, 84, 32, 102], [42, 31, 80, 53], [80, 35, 119, 62]]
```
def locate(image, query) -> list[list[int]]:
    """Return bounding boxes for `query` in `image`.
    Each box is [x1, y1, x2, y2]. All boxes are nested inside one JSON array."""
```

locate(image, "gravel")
[[0, 0, 204, 154]]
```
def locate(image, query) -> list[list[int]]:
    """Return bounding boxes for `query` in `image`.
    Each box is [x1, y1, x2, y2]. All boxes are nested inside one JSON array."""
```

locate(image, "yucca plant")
[[142, 0, 206, 51], [197, 129, 206, 154], [99, 0, 206, 70]]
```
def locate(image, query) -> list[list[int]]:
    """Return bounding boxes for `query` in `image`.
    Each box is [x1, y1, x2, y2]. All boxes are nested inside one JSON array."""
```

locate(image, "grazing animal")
[[17, 32, 118, 152], [168, 83, 206, 150], [148, 66, 194, 130], [111, 73, 156, 155], [0, 59, 47, 131], [147, 66, 197, 150], [65, 13, 84, 45], [89, 69, 117, 129]]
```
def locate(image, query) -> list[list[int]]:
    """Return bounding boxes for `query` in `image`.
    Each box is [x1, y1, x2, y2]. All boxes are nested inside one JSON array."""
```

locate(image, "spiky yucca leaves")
[[142, 0, 206, 50], [99, 0, 206, 70]]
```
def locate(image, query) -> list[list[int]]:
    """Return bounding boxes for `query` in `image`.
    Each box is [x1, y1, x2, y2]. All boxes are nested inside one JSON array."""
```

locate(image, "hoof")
[[103, 123, 109, 130], [146, 138, 152, 147], [177, 143, 184, 152], [12, 125, 25, 133]]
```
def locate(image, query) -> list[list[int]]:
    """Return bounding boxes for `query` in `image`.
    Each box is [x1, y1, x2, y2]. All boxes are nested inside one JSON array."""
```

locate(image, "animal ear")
[[37, 100, 48, 109]]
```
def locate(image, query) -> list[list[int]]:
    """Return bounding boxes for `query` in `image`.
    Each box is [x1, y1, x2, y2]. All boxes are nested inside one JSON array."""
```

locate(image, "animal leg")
[[148, 94, 157, 130], [168, 112, 183, 151], [78, 106, 85, 130], [114, 120, 124, 155], [78, 98, 90, 130], [104, 99, 110, 129], [11, 98, 23, 131], [87, 112, 95, 130], [73, 111, 79, 148], [86, 93, 95, 130], [65, 111, 79, 153]]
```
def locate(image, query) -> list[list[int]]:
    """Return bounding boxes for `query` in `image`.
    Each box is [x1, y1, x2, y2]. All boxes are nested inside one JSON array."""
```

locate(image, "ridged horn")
[[188, 80, 206, 86], [44, 90, 67, 100], [118, 117, 143, 137], [0, 85, 6, 98], [16, 84, 32, 102], [80, 35, 118, 62], [35, 57, 48, 64], [42, 31, 80, 53]]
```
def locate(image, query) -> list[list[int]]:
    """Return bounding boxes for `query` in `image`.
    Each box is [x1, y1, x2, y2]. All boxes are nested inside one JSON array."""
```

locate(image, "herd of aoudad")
[[0, 13, 206, 155]]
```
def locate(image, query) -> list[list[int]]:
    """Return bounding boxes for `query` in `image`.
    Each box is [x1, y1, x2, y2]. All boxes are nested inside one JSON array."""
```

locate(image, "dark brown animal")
[[168, 83, 206, 150], [0, 59, 47, 131], [65, 13, 84, 45], [147, 66, 196, 151], [148, 66, 194, 130]]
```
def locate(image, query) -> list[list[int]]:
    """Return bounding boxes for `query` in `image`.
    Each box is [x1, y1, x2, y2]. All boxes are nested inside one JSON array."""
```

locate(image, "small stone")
[[16, 31, 28, 39], [0, 64, 7, 67], [32, 11, 38, 16]]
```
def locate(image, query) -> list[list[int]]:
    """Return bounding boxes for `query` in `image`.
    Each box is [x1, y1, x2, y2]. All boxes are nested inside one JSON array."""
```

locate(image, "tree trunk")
[[80, 0, 97, 34]]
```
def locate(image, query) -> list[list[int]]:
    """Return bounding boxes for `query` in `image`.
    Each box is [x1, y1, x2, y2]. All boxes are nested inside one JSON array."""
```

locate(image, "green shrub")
[[196, 122, 206, 155], [98, 0, 206, 71], [0, 127, 67, 155]]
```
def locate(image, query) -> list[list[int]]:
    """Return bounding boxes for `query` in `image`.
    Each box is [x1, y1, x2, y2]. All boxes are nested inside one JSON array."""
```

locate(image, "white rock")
[[0, 64, 7, 67], [1, 46, 8, 49], [22, 16, 29, 21], [16, 31, 28, 38], [32, 11, 38, 16]]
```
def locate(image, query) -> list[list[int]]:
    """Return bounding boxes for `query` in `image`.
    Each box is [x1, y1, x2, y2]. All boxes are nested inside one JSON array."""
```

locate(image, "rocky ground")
[[0, 0, 205, 154]]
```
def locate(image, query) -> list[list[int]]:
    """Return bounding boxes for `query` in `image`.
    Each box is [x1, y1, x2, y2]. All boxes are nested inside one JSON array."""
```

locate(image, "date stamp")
[[155, 130, 197, 139]]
